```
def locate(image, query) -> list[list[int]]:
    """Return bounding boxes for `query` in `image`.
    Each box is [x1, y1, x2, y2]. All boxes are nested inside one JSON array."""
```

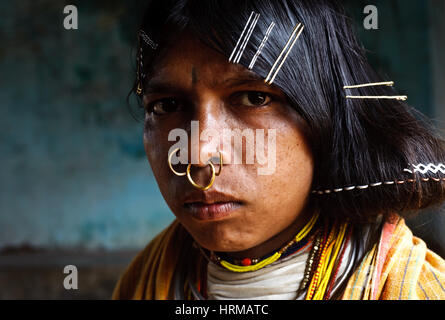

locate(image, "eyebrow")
[[219, 73, 265, 88]]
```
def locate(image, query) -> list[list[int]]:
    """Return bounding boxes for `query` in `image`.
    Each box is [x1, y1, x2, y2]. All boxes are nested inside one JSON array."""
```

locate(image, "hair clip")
[[265, 23, 304, 85], [229, 11, 260, 64], [139, 30, 158, 50], [248, 22, 275, 70], [311, 163, 445, 195], [344, 81, 407, 101]]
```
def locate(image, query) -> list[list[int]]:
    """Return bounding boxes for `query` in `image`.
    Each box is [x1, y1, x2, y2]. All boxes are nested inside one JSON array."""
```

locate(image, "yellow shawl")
[[112, 216, 445, 300]]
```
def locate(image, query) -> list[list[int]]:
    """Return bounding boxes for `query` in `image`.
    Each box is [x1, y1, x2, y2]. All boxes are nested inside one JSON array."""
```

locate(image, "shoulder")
[[342, 215, 445, 300], [378, 216, 445, 299]]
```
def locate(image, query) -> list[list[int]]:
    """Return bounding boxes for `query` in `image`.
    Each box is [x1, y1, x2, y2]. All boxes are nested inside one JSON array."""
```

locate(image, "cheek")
[[278, 131, 313, 184], [252, 126, 314, 223], [214, 126, 314, 251], [277, 124, 314, 193]]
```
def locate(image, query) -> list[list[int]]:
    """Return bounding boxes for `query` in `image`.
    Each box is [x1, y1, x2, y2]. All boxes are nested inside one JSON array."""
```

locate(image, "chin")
[[190, 225, 257, 253]]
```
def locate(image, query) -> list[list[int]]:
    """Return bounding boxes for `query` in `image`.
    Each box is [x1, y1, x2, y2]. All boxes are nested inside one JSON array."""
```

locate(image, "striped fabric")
[[342, 216, 445, 300], [112, 216, 445, 300]]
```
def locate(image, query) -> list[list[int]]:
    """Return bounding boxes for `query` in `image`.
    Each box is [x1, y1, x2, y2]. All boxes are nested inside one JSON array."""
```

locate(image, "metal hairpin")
[[229, 11, 260, 64], [265, 23, 305, 85], [344, 81, 408, 101], [248, 22, 275, 70]]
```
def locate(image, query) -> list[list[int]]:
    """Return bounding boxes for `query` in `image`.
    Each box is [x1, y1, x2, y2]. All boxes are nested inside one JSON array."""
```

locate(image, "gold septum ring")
[[168, 148, 223, 191]]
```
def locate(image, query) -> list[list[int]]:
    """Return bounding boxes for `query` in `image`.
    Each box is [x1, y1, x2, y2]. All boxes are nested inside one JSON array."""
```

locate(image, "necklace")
[[191, 216, 352, 300], [305, 221, 349, 300], [209, 212, 320, 273]]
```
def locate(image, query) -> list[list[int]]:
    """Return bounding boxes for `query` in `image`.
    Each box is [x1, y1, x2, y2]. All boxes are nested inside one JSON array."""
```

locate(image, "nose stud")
[[168, 148, 223, 190]]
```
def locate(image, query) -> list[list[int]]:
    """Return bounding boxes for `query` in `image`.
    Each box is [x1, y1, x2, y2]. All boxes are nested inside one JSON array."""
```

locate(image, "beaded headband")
[[311, 163, 445, 195]]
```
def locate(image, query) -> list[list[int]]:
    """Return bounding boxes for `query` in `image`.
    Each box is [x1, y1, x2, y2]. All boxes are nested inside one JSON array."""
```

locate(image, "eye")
[[146, 98, 181, 115], [235, 91, 272, 107]]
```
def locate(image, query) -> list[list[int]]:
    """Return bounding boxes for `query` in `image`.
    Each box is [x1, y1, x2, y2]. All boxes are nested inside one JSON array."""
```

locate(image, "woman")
[[113, 0, 445, 300]]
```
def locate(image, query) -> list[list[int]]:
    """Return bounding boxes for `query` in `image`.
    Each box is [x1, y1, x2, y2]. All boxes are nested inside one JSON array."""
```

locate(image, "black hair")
[[132, 0, 445, 224]]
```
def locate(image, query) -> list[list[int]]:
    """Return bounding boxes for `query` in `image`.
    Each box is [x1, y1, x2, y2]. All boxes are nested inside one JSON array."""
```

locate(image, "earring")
[[136, 82, 143, 96]]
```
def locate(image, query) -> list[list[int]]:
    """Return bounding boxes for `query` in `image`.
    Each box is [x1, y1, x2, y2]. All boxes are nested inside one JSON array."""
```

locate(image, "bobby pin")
[[344, 81, 407, 101], [265, 23, 305, 85], [234, 13, 260, 64], [343, 81, 394, 89], [248, 21, 275, 70], [345, 95, 408, 101], [229, 11, 260, 64]]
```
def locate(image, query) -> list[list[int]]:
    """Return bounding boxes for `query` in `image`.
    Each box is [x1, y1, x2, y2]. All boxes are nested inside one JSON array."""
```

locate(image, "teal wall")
[[0, 1, 174, 250], [0, 1, 442, 252], [344, 0, 433, 116]]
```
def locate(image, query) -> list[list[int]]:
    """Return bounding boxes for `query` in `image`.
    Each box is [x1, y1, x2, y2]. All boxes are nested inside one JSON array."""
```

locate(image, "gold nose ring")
[[168, 148, 187, 177], [186, 161, 216, 191], [168, 148, 223, 190]]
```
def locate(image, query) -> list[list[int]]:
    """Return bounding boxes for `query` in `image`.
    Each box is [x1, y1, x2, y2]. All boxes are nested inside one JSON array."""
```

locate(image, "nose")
[[188, 96, 227, 177], [192, 95, 226, 159]]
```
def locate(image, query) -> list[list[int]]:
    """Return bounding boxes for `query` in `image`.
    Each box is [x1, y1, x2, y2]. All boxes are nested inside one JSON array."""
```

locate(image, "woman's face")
[[143, 31, 314, 255]]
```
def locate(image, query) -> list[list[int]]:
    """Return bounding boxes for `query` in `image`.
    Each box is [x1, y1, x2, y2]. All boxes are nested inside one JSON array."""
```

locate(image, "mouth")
[[184, 201, 243, 220], [182, 191, 244, 221]]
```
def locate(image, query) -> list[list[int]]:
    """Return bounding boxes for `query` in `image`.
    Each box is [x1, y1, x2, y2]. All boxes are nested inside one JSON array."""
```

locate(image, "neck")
[[220, 204, 317, 260]]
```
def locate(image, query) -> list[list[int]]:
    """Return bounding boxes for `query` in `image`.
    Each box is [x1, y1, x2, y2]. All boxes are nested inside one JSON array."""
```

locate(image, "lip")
[[182, 190, 244, 221]]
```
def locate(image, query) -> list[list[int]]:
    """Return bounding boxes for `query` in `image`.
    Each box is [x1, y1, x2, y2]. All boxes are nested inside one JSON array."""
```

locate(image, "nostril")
[[209, 156, 220, 163]]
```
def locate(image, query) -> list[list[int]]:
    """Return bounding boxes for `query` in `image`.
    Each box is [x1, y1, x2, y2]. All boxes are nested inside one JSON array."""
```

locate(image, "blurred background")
[[0, 0, 444, 299]]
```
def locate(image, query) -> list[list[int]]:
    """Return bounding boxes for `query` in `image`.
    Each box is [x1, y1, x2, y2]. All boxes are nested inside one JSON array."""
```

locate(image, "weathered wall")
[[0, 1, 174, 250]]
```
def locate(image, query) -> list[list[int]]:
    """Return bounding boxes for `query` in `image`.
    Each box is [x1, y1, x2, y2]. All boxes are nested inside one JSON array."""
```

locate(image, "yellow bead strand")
[[306, 222, 348, 300], [312, 223, 347, 300], [218, 212, 320, 273]]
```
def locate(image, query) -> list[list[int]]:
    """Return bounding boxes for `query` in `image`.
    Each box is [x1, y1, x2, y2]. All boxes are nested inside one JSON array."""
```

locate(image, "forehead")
[[146, 30, 264, 88]]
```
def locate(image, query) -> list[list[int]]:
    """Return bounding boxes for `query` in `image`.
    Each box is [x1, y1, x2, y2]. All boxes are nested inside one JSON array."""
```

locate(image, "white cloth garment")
[[206, 246, 311, 300], [206, 233, 362, 300]]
